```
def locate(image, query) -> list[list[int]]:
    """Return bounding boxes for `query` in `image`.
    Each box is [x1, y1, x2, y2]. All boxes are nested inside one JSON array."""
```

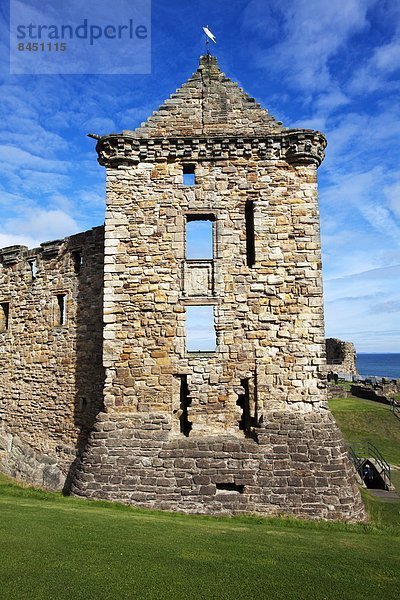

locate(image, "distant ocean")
[[357, 354, 400, 379]]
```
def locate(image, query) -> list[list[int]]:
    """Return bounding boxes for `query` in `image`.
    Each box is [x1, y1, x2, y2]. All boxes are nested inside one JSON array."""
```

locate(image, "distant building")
[[326, 338, 358, 378], [0, 55, 365, 520]]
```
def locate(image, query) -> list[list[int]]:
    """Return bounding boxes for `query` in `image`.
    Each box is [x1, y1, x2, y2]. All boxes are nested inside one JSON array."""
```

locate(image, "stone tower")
[[326, 338, 358, 377], [72, 55, 365, 520]]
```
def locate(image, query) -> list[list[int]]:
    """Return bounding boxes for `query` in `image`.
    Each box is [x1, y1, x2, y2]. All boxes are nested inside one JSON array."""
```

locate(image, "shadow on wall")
[[63, 231, 105, 494]]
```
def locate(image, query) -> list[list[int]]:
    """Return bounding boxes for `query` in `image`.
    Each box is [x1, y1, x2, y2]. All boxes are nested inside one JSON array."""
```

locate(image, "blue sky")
[[1, 0, 399, 352]]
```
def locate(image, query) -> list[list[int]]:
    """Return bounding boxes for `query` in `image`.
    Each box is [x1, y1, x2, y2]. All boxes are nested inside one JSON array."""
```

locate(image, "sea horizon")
[[356, 353, 400, 380]]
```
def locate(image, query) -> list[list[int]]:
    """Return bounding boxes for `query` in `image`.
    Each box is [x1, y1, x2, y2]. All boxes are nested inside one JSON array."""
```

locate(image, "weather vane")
[[202, 25, 216, 54]]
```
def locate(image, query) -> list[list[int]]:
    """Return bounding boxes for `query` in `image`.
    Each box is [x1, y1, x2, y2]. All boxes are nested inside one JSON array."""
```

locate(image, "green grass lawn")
[[0, 473, 399, 600], [329, 397, 400, 466], [1, 396, 399, 600]]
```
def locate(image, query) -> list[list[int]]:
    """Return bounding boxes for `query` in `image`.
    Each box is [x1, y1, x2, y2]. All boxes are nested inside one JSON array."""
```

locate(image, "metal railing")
[[391, 398, 400, 419], [349, 441, 391, 488], [348, 445, 364, 475]]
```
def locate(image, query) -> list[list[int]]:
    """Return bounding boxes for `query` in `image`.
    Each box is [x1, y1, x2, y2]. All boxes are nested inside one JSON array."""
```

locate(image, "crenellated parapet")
[[96, 129, 326, 168], [0, 228, 104, 270], [0, 245, 28, 266]]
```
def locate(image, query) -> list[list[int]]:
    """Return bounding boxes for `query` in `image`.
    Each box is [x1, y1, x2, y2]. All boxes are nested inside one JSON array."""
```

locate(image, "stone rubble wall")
[[0, 429, 64, 489], [350, 382, 400, 405], [132, 55, 284, 138], [325, 338, 358, 376], [72, 408, 365, 521], [0, 227, 105, 487], [89, 137, 366, 519], [102, 156, 327, 431], [327, 385, 348, 399]]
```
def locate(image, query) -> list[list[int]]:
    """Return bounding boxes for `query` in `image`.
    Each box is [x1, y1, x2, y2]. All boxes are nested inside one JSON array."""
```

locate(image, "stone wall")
[[0, 227, 104, 488], [132, 54, 284, 138], [0, 429, 64, 489], [101, 157, 327, 428], [72, 409, 365, 521], [350, 381, 400, 405], [99, 58, 327, 423], [326, 338, 358, 377]]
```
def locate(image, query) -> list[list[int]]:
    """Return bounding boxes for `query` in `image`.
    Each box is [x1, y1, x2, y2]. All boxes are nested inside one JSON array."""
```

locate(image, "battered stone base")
[[0, 427, 66, 490], [71, 409, 366, 521]]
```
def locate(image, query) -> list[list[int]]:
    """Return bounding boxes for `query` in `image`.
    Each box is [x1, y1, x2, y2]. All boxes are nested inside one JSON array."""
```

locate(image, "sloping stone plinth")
[[72, 409, 365, 521]]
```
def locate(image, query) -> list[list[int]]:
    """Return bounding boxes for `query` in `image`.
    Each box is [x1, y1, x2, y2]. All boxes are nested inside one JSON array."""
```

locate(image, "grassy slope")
[[329, 396, 400, 527], [0, 474, 399, 600], [1, 395, 399, 600], [329, 397, 400, 465]]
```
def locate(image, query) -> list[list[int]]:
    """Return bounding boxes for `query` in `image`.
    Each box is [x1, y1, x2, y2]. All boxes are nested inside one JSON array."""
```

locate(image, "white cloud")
[[78, 190, 105, 206], [0, 145, 68, 173], [320, 164, 400, 274], [358, 202, 400, 245], [349, 37, 400, 94], [371, 300, 400, 313], [384, 181, 400, 218], [326, 264, 400, 285], [322, 107, 400, 173], [245, 0, 375, 92], [372, 40, 400, 72], [0, 233, 42, 250], [83, 117, 117, 134], [323, 264, 400, 351], [289, 117, 326, 131], [0, 208, 80, 249], [314, 89, 351, 115], [17, 171, 71, 194]]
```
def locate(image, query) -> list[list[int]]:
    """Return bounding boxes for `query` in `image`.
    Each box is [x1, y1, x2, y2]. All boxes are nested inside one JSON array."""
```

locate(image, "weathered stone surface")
[[0, 228, 104, 486], [0, 54, 365, 520], [72, 410, 365, 521], [326, 338, 358, 377], [99, 58, 328, 427], [350, 382, 400, 405], [0, 429, 63, 490], [132, 54, 284, 138]]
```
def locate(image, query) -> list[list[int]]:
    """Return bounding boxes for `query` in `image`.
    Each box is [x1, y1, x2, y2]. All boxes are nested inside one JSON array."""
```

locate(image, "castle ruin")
[[0, 55, 365, 520], [326, 338, 358, 378]]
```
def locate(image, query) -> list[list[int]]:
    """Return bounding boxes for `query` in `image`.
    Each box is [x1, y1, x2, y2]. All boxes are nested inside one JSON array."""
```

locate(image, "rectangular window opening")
[[29, 259, 37, 279], [179, 375, 192, 437], [186, 216, 214, 259], [245, 200, 256, 267], [236, 375, 258, 436], [237, 378, 251, 434], [56, 294, 67, 326], [72, 250, 83, 274], [216, 482, 244, 495], [182, 164, 195, 186], [0, 302, 10, 332], [186, 305, 216, 352]]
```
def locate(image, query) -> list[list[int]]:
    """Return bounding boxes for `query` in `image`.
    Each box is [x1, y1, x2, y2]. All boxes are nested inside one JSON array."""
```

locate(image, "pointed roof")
[[129, 55, 285, 138]]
